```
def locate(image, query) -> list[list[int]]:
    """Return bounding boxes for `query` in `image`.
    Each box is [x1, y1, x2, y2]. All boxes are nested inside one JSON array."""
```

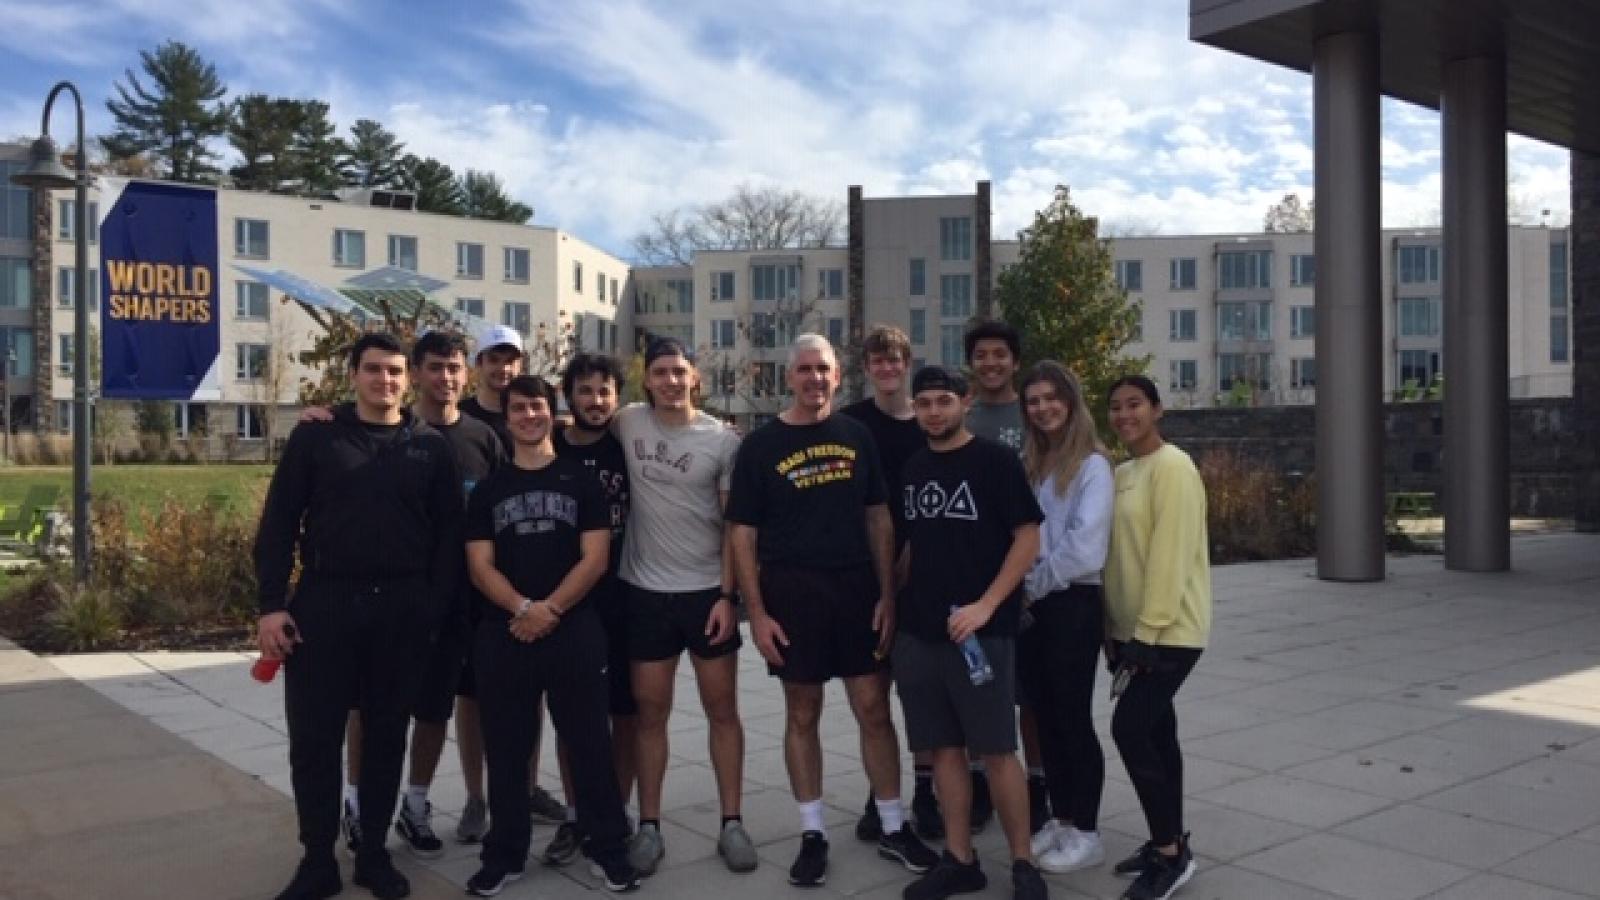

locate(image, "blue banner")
[[99, 179, 221, 400]]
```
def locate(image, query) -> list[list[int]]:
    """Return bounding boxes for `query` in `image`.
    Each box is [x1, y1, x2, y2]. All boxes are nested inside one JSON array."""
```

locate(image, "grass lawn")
[[0, 464, 272, 531]]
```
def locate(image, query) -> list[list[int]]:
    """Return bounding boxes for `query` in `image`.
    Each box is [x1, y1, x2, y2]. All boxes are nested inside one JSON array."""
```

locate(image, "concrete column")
[[1570, 151, 1600, 533], [1313, 29, 1385, 582], [1441, 55, 1510, 571]]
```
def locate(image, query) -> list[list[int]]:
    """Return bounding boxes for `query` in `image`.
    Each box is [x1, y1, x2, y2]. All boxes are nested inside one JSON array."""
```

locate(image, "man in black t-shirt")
[[541, 352, 635, 867], [896, 366, 1047, 900], [728, 335, 937, 888], [462, 376, 639, 897]]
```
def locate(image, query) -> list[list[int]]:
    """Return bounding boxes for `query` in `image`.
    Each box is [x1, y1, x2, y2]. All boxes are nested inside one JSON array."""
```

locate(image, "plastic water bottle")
[[950, 605, 994, 685]]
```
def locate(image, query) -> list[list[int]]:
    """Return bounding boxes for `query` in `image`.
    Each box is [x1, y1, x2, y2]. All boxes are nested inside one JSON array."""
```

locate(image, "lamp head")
[[9, 135, 76, 190]]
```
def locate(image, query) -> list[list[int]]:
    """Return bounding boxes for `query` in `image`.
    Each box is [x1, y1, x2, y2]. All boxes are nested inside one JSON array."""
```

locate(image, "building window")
[[1290, 305, 1314, 339], [1291, 357, 1316, 389], [235, 218, 270, 258], [665, 278, 694, 314], [939, 324, 963, 366], [332, 229, 366, 268], [1551, 241, 1569, 363], [503, 247, 530, 283], [1398, 348, 1441, 388], [1398, 296, 1441, 337], [827, 317, 844, 346], [1290, 253, 1316, 287], [939, 274, 972, 318], [752, 362, 780, 398], [912, 356, 926, 373], [610, 279, 619, 306], [1169, 359, 1197, 391], [573, 261, 584, 293], [1169, 308, 1197, 342], [1218, 302, 1271, 341], [712, 271, 735, 302], [236, 281, 270, 320], [1130, 310, 1143, 342], [751, 264, 800, 302], [58, 200, 100, 243], [0, 258, 30, 309], [1218, 352, 1271, 391], [819, 268, 844, 299], [711, 319, 735, 349], [1397, 245, 1441, 284], [909, 309, 927, 345], [939, 217, 973, 261], [597, 271, 607, 300], [236, 343, 270, 380], [456, 297, 484, 319], [909, 258, 926, 296], [3, 328, 29, 377], [1, 161, 32, 240], [388, 234, 418, 270], [1218, 250, 1271, 290], [57, 267, 100, 309], [56, 400, 72, 435], [172, 403, 206, 438], [236, 405, 266, 439], [58, 334, 73, 376], [456, 242, 484, 279], [502, 301, 531, 335], [1169, 257, 1197, 290], [1115, 259, 1143, 292]]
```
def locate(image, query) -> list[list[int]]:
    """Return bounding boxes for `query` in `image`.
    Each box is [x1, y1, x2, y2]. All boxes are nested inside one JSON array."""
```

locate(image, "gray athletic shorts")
[[892, 631, 1017, 756]]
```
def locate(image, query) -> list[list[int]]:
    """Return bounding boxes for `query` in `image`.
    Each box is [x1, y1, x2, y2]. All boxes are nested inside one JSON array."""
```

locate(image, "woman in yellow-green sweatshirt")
[[1103, 375, 1210, 900]]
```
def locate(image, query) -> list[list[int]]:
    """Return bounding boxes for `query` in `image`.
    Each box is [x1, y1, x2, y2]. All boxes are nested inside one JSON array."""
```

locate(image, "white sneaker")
[[1030, 819, 1069, 858], [1039, 828, 1104, 874]]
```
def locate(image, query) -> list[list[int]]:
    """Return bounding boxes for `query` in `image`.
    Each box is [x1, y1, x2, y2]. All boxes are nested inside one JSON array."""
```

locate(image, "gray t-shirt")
[[613, 404, 742, 592], [967, 398, 1024, 453]]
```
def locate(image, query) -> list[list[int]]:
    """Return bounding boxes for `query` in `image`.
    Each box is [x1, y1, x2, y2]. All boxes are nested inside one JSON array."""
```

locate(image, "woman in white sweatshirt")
[[1016, 361, 1114, 875]]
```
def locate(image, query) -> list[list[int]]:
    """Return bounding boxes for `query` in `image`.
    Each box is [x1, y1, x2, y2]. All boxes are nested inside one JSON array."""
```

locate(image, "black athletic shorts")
[[413, 623, 467, 723], [760, 561, 885, 684], [892, 631, 1017, 755], [625, 584, 742, 662], [591, 576, 638, 716]]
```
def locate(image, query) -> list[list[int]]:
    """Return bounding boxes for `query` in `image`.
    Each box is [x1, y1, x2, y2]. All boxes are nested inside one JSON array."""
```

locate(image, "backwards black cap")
[[912, 365, 969, 398]]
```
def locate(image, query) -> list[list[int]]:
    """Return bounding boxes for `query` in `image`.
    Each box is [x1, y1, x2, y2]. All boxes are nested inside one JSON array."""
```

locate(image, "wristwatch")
[[513, 597, 533, 619]]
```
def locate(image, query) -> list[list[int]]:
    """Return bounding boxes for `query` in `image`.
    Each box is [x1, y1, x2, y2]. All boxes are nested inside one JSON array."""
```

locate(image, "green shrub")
[[1198, 448, 1316, 564], [48, 584, 124, 651]]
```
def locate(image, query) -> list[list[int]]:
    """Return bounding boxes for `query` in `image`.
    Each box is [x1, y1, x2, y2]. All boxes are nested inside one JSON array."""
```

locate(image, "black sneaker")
[[528, 784, 567, 823], [1122, 842, 1196, 900], [1113, 841, 1160, 877], [1027, 776, 1050, 835], [465, 863, 525, 897], [1013, 859, 1048, 900], [394, 800, 444, 859], [788, 830, 829, 887], [969, 770, 993, 834], [856, 795, 883, 841], [351, 856, 410, 899], [341, 797, 362, 855], [879, 826, 939, 874], [542, 821, 582, 866], [588, 856, 643, 893], [273, 858, 341, 900], [903, 850, 987, 900], [912, 783, 945, 840]]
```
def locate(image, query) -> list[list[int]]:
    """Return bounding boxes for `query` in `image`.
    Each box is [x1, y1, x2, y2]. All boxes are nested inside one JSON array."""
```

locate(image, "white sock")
[[565, 806, 578, 823], [798, 799, 826, 835], [876, 798, 905, 834], [968, 760, 986, 774], [404, 784, 429, 816], [344, 783, 360, 812]]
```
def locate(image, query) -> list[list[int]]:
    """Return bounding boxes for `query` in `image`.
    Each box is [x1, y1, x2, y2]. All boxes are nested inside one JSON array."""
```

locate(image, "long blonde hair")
[[1021, 361, 1107, 497]]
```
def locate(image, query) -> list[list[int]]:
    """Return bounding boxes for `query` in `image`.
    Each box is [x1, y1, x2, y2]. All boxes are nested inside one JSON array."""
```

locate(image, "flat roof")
[[1192, 0, 1600, 154]]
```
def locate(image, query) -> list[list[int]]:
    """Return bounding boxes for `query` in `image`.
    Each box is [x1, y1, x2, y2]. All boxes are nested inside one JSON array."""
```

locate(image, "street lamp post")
[[10, 81, 91, 583]]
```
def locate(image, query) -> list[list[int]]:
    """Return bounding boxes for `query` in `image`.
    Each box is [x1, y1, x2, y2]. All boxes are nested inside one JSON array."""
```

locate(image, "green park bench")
[[0, 484, 65, 547], [1386, 491, 1437, 518]]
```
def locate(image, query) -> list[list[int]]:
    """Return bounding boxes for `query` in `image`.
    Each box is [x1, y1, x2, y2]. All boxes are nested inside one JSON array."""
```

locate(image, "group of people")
[[255, 317, 1213, 900]]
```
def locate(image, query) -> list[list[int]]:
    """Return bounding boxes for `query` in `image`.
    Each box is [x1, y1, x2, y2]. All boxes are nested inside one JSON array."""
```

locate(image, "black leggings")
[[1017, 585, 1105, 830], [1110, 644, 1201, 847]]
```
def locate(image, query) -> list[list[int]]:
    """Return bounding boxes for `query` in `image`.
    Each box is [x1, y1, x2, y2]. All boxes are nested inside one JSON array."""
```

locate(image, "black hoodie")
[[254, 404, 464, 621]]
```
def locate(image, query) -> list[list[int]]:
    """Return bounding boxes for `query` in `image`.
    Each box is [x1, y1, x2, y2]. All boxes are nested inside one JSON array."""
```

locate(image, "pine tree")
[[227, 94, 302, 191], [460, 170, 533, 224], [291, 100, 349, 195], [103, 41, 231, 183], [996, 185, 1149, 439], [397, 154, 465, 215], [340, 118, 406, 188]]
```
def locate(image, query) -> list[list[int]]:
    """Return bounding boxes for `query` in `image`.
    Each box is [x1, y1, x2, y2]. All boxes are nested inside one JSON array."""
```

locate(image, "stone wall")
[[1159, 397, 1578, 517]]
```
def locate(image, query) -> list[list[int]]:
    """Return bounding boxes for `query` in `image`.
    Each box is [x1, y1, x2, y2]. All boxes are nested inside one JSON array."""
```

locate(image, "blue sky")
[[0, 0, 1572, 257]]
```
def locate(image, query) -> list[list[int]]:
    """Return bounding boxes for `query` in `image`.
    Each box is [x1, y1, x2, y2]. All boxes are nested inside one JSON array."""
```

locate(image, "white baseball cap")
[[476, 324, 525, 358]]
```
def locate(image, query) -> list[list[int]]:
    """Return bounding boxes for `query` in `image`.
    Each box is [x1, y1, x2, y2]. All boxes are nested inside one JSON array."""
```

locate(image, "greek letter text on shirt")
[[492, 490, 579, 535]]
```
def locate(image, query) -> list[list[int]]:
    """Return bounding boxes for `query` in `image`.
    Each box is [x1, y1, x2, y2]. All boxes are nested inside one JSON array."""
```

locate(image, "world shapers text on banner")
[[98, 179, 223, 401]]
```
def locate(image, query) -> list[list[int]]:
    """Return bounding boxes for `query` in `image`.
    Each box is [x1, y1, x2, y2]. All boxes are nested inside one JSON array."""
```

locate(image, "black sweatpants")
[[283, 575, 431, 867], [1018, 584, 1106, 831], [1110, 644, 1202, 847], [476, 606, 630, 871]]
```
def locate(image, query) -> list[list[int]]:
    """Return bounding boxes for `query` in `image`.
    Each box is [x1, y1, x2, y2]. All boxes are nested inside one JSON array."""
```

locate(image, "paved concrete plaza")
[[6, 531, 1599, 899]]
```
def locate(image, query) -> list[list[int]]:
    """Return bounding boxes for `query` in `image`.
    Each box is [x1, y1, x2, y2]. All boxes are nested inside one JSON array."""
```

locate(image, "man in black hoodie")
[[256, 332, 465, 900]]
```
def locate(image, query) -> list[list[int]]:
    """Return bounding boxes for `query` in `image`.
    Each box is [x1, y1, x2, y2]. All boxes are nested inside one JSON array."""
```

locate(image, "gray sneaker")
[[456, 796, 488, 843], [717, 821, 758, 873], [627, 826, 665, 877]]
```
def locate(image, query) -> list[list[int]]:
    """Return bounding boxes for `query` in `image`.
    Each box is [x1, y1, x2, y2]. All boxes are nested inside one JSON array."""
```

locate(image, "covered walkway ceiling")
[[1192, 0, 1600, 154]]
